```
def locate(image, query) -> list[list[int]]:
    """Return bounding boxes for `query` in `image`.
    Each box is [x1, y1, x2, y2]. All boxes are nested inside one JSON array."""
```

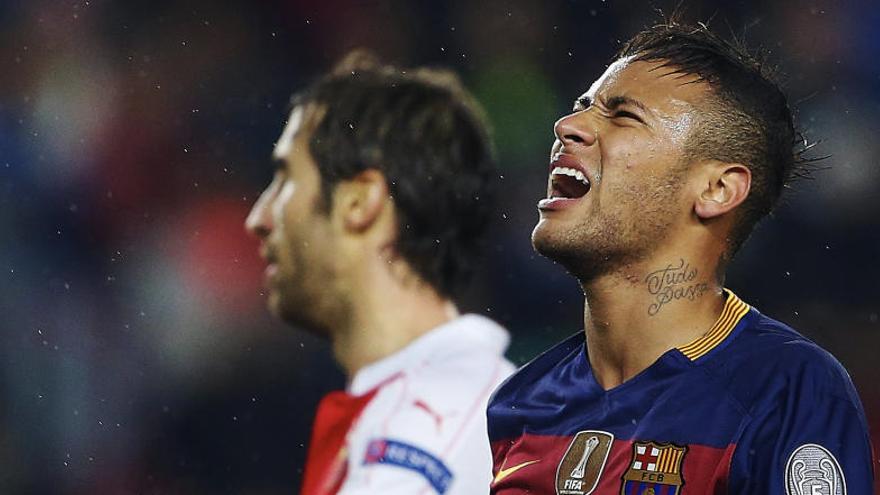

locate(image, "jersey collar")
[[677, 289, 750, 361]]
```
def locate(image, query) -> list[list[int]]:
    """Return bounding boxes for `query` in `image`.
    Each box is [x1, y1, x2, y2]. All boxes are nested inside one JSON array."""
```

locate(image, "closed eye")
[[613, 110, 643, 123]]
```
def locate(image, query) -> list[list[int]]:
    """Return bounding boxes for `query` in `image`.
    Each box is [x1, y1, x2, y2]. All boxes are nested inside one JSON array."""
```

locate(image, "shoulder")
[[352, 315, 514, 451], [341, 318, 513, 494], [487, 332, 584, 444], [707, 309, 862, 414], [490, 331, 583, 406], [407, 315, 516, 411], [721, 313, 874, 494], [400, 350, 514, 428]]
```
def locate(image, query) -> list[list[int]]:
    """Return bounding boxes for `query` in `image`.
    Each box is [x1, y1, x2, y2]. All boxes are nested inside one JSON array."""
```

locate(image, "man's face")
[[532, 58, 707, 279], [246, 105, 341, 333]]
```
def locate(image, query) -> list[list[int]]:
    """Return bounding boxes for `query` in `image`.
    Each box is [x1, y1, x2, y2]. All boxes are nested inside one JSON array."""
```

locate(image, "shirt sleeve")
[[729, 362, 875, 494], [338, 381, 498, 495], [337, 437, 456, 495]]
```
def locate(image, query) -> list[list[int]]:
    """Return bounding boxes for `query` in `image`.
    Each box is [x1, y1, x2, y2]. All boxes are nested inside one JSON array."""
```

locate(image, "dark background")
[[1, 0, 878, 493]]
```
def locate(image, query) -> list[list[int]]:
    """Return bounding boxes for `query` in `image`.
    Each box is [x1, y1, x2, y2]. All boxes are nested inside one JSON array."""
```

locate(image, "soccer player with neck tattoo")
[[487, 21, 875, 495]]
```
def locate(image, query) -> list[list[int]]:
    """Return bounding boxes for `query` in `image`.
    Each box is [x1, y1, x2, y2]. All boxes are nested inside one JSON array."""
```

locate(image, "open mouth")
[[538, 154, 592, 211], [549, 166, 590, 199]]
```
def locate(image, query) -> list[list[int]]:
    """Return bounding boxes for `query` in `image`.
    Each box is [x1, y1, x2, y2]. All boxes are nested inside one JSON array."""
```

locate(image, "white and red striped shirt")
[[301, 314, 515, 495]]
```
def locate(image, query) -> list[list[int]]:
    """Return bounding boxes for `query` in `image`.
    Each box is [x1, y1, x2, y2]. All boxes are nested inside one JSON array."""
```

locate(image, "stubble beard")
[[275, 282, 332, 338], [532, 210, 659, 283], [273, 247, 348, 340], [532, 168, 687, 284]]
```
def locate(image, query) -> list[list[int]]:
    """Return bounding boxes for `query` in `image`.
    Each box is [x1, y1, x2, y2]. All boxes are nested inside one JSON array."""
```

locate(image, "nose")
[[245, 184, 275, 239], [553, 112, 598, 147]]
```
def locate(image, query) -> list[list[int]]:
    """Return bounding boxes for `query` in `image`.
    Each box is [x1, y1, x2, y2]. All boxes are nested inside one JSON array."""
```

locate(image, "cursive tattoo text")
[[645, 258, 709, 315]]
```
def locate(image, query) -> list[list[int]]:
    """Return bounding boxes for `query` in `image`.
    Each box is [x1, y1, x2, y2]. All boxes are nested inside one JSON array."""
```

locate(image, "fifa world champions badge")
[[620, 441, 687, 495], [785, 443, 846, 495], [555, 430, 614, 495]]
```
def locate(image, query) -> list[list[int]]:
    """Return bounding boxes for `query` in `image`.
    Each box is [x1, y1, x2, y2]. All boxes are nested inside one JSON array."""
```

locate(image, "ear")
[[332, 169, 390, 232], [693, 161, 751, 220]]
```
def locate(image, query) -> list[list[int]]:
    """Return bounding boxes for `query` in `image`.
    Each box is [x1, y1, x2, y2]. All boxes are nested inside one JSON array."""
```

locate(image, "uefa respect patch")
[[363, 438, 453, 494]]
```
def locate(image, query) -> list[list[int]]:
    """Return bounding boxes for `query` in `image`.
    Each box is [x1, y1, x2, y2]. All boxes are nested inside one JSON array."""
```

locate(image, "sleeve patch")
[[363, 438, 453, 494], [784, 443, 847, 495]]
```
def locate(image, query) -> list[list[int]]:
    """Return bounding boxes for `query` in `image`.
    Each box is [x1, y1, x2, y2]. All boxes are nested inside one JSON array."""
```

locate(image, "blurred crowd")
[[1, 0, 878, 493]]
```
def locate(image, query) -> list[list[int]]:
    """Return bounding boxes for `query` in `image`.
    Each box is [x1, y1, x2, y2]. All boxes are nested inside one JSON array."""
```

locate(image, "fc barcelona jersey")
[[487, 291, 875, 494]]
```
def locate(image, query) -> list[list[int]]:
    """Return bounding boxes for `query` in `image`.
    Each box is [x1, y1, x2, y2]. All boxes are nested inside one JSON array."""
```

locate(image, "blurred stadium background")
[[1, 0, 877, 493]]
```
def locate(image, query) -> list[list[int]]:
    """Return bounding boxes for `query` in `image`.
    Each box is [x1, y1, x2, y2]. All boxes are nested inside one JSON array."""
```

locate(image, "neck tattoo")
[[644, 258, 709, 315]]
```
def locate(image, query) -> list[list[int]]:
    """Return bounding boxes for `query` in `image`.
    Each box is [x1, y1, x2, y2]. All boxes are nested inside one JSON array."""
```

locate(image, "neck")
[[331, 257, 459, 378], [581, 254, 724, 390]]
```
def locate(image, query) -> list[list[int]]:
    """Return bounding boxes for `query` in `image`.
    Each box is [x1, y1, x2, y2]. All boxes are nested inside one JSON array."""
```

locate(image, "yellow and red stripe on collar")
[[678, 289, 750, 361]]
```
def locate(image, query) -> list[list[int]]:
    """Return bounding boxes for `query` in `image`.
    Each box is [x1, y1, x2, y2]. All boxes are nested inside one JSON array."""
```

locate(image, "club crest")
[[620, 441, 687, 495], [785, 443, 846, 495], [556, 430, 614, 495]]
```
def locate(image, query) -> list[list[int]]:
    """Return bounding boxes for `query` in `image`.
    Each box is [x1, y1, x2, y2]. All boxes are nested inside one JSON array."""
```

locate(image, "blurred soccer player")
[[487, 22, 875, 494], [246, 52, 514, 495]]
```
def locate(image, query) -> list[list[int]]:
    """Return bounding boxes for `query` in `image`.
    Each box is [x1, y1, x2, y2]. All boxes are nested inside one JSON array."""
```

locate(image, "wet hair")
[[618, 21, 807, 257], [290, 50, 496, 300]]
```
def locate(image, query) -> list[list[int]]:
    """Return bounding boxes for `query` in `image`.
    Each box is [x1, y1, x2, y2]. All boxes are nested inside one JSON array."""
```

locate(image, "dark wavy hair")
[[291, 50, 497, 299], [619, 21, 809, 257]]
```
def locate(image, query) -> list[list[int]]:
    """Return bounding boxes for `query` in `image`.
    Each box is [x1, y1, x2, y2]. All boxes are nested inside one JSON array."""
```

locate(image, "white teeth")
[[551, 166, 590, 187]]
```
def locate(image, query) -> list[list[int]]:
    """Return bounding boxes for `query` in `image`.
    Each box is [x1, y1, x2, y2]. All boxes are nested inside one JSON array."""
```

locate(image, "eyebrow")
[[573, 94, 653, 119], [602, 95, 652, 117]]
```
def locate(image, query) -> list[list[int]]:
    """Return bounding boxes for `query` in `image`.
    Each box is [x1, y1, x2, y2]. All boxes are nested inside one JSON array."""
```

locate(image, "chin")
[[531, 223, 624, 282], [532, 224, 580, 269], [279, 306, 332, 340], [270, 290, 333, 339], [531, 226, 552, 257], [266, 290, 289, 318], [531, 219, 558, 251], [532, 219, 581, 259]]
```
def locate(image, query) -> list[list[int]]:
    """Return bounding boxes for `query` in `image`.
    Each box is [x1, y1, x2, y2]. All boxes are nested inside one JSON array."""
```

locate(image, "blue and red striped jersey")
[[487, 291, 875, 494]]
